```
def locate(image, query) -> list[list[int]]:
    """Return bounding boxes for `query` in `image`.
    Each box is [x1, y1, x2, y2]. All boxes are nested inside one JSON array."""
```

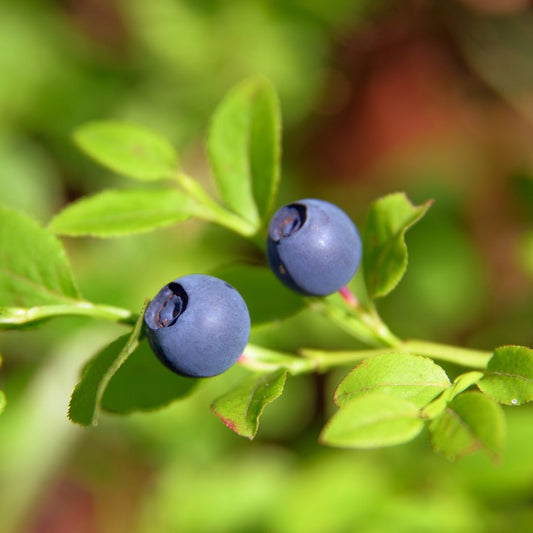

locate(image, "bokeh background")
[[1, 0, 533, 531]]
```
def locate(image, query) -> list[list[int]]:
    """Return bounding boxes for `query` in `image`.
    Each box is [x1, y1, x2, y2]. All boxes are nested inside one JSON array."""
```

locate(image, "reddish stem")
[[338, 286, 359, 308]]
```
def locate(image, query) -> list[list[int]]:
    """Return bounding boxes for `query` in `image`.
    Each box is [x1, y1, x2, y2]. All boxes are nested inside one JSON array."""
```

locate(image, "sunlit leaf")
[[478, 345, 533, 406], [208, 77, 281, 225], [363, 193, 432, 299], [211, 370, 287, 439], [429, 392, 505, 461], [321, 393, 424, 449], [49, 188, 199, 237], [0, 206, 80, 308], [422, 371, 484, 420], [335, 353, 450, 409], [74, 120, 178, 181]]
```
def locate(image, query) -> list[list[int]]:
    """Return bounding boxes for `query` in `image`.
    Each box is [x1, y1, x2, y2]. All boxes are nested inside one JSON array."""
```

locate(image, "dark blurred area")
[[1, 1, 533, 532]]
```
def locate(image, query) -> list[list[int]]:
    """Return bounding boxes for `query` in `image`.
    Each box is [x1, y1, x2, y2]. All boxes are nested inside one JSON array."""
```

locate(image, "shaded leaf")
[[208, 77, 281, 225], [335, 353, 450, 409], [320, 393, 424, 449], [102, 338, 197, 413], [74, 121, 178, 181], [68, 301, 147, 426], [0, 206, 80, 307], [212, 264, 305, 326], [429, 392, 505, 461], [49, 188, 199, 237], [211, 370, 287, 439], [478, 345, 533, 405], [363, 193, 432, 299]]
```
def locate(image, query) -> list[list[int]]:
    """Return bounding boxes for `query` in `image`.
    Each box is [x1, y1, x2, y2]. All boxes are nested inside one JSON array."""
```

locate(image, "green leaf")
[[74, 121, 178, 181], [211, 370, 287, 439], [478, 345, 533, 405], [335, 353, 450, 409], [0, 206, 80, 307], [320, 393, 424, 449], [429, 392, 505, 461], [208, 77, 281, 225], [211, 264, 305, 326], [422, 371, 484, 420], [363, 193, 432, 299], [102, 338, 197, 414], [68, 301, 147, 426], [49, 189, 199, 238]]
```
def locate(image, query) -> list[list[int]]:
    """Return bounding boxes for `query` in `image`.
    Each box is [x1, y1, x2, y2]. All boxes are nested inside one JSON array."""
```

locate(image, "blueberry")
[[267, 199, 362, 296], [144, 274, 251, 378]]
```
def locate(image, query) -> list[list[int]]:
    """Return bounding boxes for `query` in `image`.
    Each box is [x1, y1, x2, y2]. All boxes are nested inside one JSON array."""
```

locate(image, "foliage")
[[1, 78, 532, 469]]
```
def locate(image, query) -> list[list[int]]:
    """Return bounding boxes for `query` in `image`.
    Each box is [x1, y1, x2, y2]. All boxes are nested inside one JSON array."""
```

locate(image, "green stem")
[[301, 340, 491, 372], [0, 302, 136, 327], [241, 339, 491, 377], [401, 340, 491, 369], [239, 344, 316, 375], [173, 172, 258, 237]]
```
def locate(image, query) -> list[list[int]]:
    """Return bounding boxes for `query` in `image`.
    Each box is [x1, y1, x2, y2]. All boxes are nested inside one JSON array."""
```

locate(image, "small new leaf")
[[74, 121, 178, 181], [429, 392, 505, 461], [478, 345, 533, 405], [363, 193, 432, 299], [49, 189, 199, 237], [321, 393, 424, 449], [0, 206, 80, 308], [211, 370, 287, 439], [68, 301, 147, 426], [208, 77, 281, 226], [335, 353, 450, 409]]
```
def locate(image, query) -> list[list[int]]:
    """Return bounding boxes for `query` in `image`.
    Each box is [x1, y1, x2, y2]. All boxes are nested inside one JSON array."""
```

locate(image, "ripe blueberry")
[[267, 199, 362, 296], [144, 274, 251, 378]]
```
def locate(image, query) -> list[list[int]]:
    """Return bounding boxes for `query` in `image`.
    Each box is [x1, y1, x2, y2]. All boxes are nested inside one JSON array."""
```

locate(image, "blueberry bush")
[[1, 78, 531, 462]]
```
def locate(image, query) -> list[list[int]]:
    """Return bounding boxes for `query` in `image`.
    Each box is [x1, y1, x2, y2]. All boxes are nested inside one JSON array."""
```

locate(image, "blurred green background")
[[1, 0, 533, 531]]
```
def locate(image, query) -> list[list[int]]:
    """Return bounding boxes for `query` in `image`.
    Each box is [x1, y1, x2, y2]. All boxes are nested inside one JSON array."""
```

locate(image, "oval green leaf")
[[208, 77, 281, 225], [429, 392, 505, 461], [478, 345, 533, 405], [335, 353, 450, 409], [363, 193, 432, 299], [49, 188, 199, 237], [211, 370, 287, 439], [74, 120, 178, 181], [320, 393, 424, 449], [0, 206, 80, 307]]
